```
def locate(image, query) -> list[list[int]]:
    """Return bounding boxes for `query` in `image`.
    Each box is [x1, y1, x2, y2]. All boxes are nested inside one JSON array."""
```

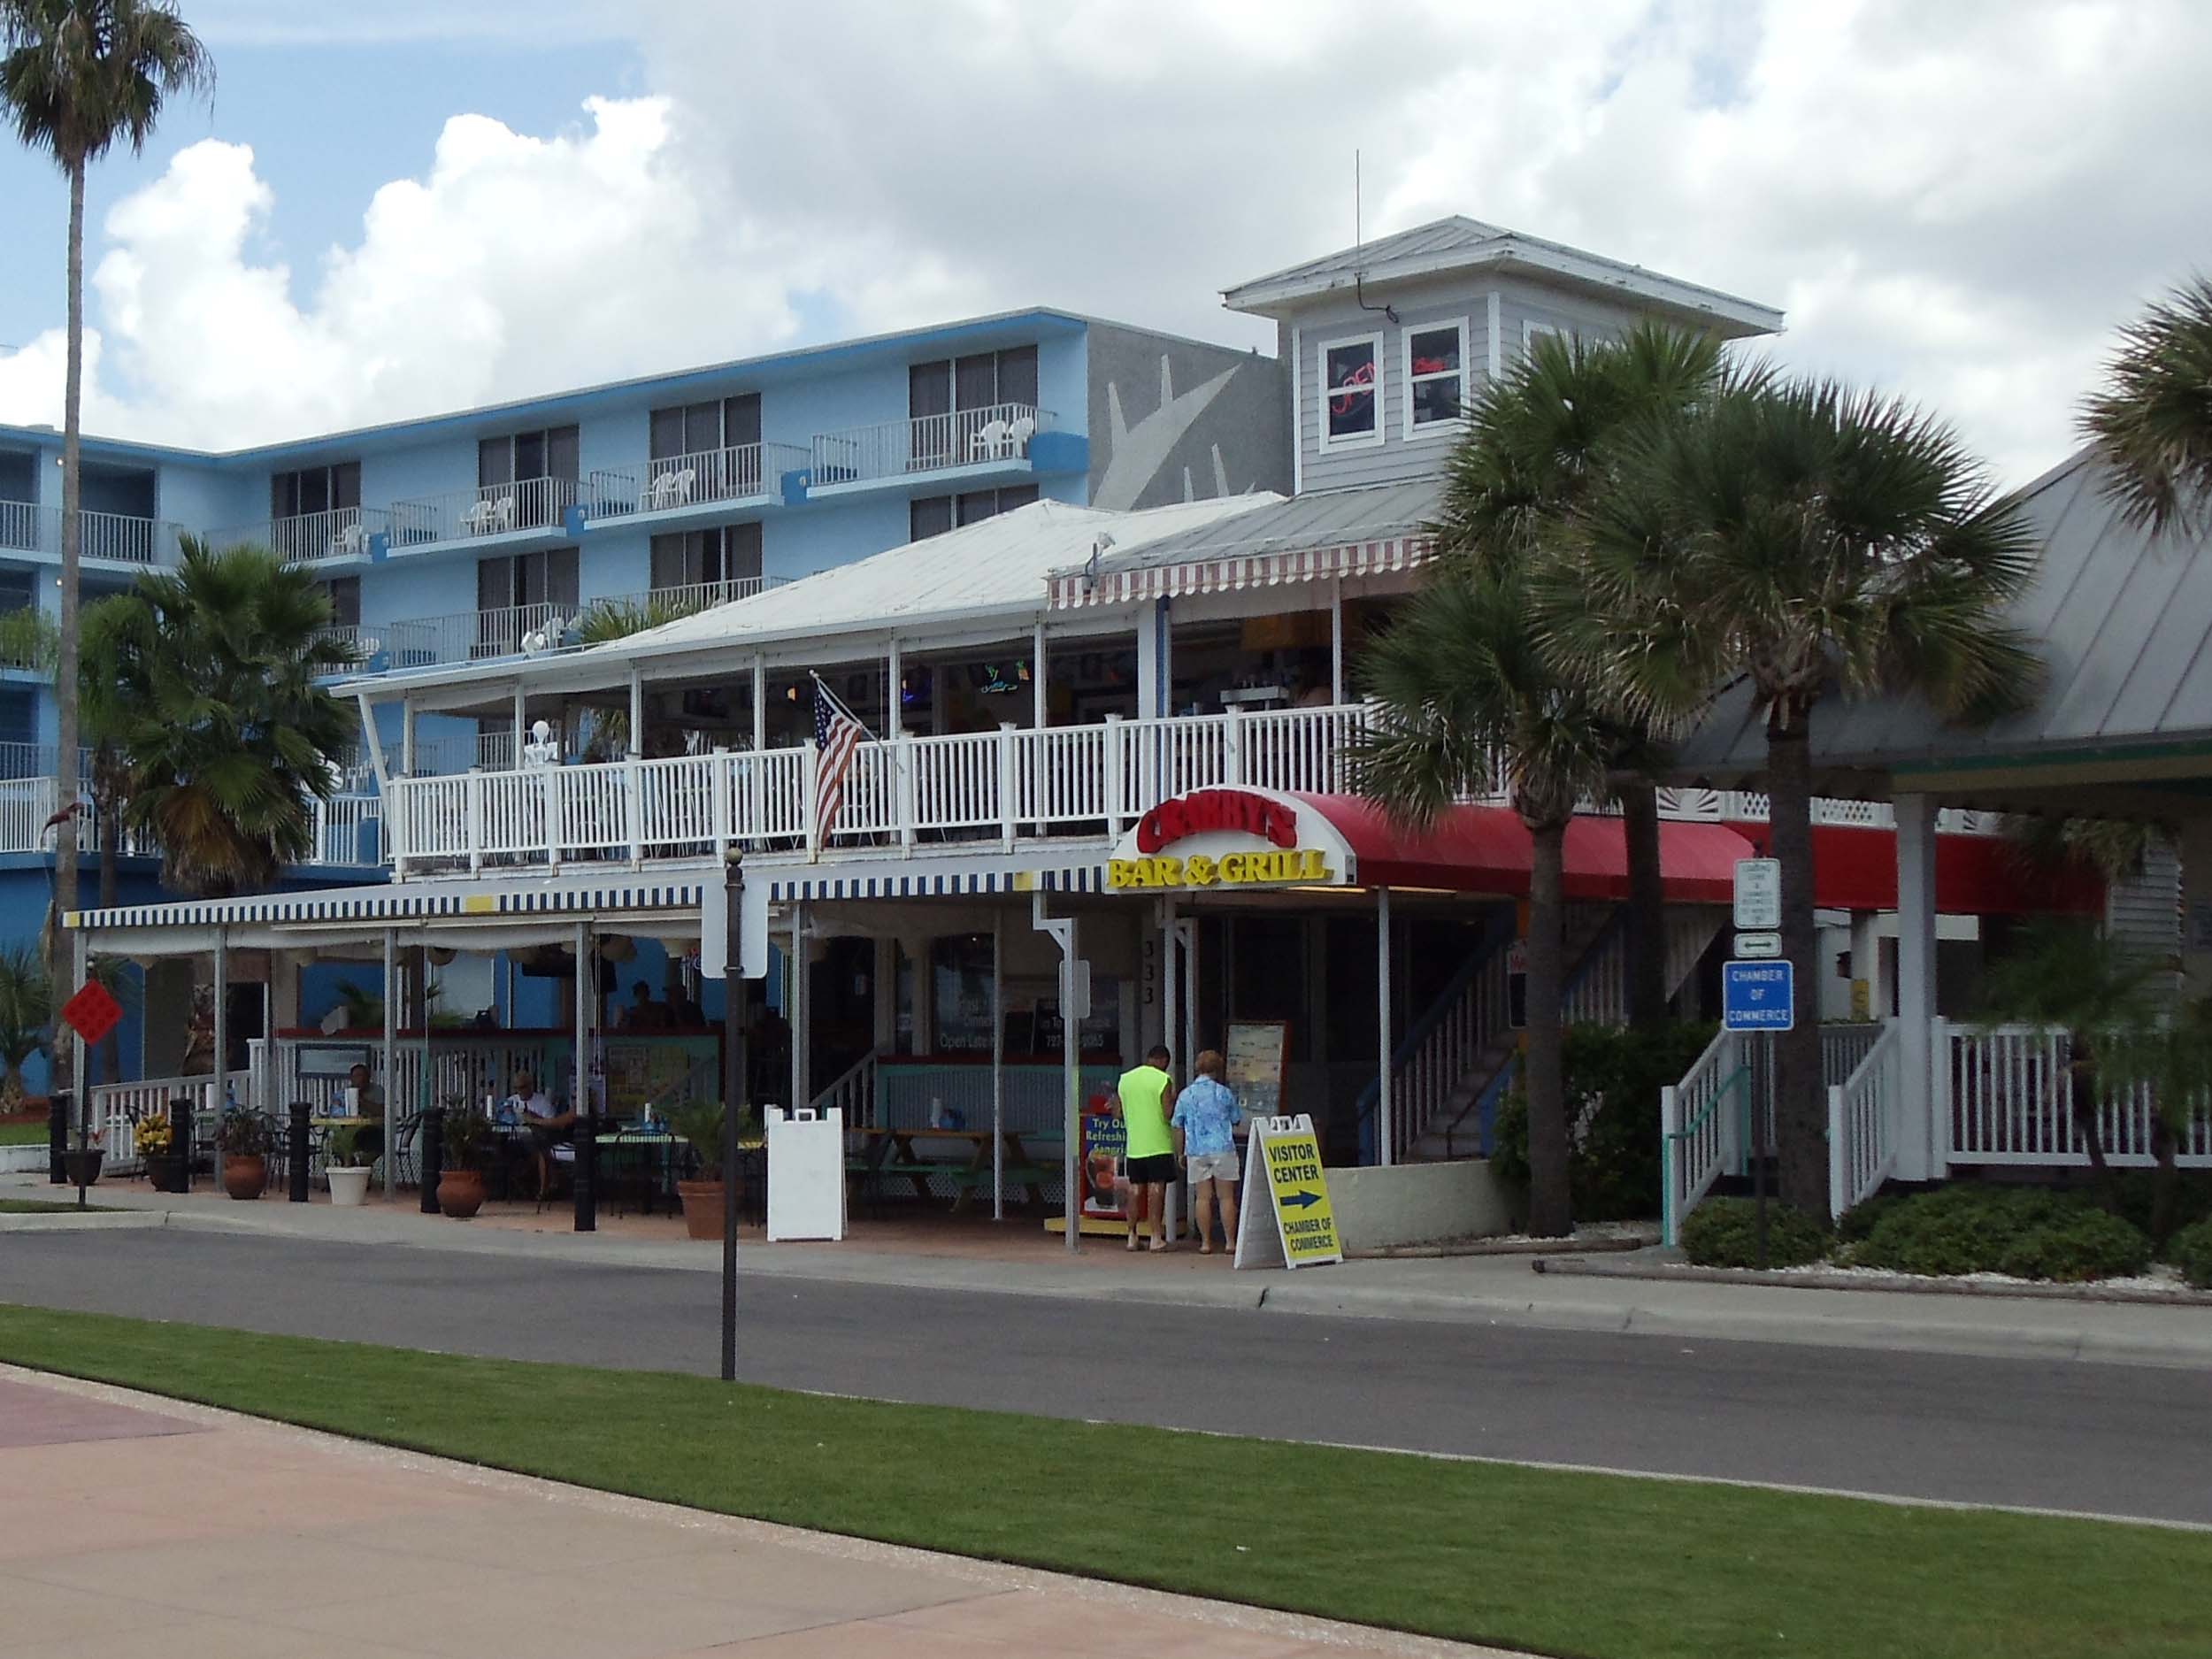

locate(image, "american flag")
[[811, 678, 866, 847]]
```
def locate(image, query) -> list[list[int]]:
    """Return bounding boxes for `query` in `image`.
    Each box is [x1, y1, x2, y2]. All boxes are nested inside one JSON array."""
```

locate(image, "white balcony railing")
[[809, 403, 1048, 488], [585, 442, 809, 520], [0, 764, 380, 865], [0, 502, 180, 564], [211, 506, 388, 565], [388, 477, 580, 550], [374, 601, 580, 670]]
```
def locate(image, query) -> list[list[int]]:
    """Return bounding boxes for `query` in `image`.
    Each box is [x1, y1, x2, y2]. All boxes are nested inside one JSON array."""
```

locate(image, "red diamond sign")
[[60, 981, 123, 1047]]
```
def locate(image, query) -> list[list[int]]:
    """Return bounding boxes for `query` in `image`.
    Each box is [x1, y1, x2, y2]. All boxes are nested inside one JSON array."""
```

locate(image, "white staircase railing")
[[1661, 1028, 1747, 1247], [1827, 1019, 1901, 1217], [810, 1051, 877, 1128], [1392, 948, 1513, 1164]]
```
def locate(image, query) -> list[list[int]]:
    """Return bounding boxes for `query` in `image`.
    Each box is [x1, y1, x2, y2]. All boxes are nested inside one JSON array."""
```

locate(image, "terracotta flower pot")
[[438, 1168, 487, 1220], [222, 1154, 265, 1201], [677, 1179, 732, 1240]]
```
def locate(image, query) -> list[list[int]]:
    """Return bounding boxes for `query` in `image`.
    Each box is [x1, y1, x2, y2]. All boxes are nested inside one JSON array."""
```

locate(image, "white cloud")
[[2, 0, 2208, 483]]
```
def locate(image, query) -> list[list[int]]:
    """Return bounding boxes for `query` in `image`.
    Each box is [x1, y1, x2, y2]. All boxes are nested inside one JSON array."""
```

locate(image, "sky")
[[0, 0, 2208, 487]]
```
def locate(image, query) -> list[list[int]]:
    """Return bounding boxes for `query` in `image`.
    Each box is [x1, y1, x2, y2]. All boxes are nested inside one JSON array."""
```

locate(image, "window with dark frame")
[[909, 484, 1039, 541], [272, 462, 361, 520], [649, 394, 762, 461], [649, 522, 763, 592], [319, 576, 361, 628]]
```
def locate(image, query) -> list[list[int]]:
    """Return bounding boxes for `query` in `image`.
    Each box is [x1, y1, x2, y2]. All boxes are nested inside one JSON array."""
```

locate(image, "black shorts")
[[1126, 1153, 1177, 1187]]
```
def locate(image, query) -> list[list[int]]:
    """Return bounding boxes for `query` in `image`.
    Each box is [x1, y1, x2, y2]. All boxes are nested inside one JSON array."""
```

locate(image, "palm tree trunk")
[[96, 798, 120, 1088], [1525, 817, 1573, 1238], [2067, 1048, 2119, 1211], [2148, 1109, 2178, 1246], [1765, 708, 1828, 1221], [1619, 780, 1668, 1028], [50, 156, 86, 1128]]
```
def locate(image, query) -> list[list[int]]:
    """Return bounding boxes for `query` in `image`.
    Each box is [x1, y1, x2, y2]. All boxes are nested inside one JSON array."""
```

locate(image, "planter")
[[62, 1148, 104, 1187], [437, 1168, 486, 1220], [222, 1154, 266, 1201], [326, 1164, 373, 1207], [677, 1179, 737, 1240], [145, 1155, 188, 1194]]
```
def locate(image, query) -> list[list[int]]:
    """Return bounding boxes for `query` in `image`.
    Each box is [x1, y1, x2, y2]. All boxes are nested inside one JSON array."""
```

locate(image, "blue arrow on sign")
[[1279, 1187, 1322, 1210]]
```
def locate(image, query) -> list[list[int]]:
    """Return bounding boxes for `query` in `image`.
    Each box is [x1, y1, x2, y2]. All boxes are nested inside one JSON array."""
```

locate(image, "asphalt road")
[[3, 1229, 2207, 1526]]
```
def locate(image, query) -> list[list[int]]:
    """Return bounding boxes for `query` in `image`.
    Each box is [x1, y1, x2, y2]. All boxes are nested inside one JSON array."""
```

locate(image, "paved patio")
[[0, 1367, 1505, 1659]]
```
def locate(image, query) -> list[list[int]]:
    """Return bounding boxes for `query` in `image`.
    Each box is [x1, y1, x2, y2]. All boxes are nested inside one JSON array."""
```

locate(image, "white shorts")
[[1186, 1150, 1240, 1186]]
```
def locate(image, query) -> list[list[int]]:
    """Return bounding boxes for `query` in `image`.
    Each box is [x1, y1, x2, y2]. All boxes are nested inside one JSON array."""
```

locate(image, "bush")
[[1836, 1192, 1905, 1245], [1852, 1182, 2153, 1279], [1994, 1210, 2154, 1282], [1491, 1021, 1716, 1221], [2168, 1219, 2212, 1290], [1679, 1196, 1831, 1268], [2111, 1169, 2212, 1241]]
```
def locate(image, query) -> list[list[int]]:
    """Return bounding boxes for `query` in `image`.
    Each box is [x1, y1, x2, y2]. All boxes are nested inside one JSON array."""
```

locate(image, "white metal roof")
[[598, 493, 1281, 657]]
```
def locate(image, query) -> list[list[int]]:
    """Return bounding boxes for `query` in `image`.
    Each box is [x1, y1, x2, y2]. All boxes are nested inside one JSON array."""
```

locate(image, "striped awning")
[[65, 877, 710, 933], [1048, 534, 1431, 609], [766, 861, 1105, 903]]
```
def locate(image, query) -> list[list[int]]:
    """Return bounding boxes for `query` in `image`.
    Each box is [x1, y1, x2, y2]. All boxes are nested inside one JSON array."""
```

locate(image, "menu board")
[[1222, 1021, 1291, 1122]]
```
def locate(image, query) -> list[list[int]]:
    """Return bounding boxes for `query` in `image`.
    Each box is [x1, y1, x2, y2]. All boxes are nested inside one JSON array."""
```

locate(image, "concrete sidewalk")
[[9, 1171, 2212, 1369], [0, 1364, 1502, 1659]]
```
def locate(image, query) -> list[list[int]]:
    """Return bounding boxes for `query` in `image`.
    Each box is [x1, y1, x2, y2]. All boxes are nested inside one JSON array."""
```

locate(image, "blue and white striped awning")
[[65, 877, 711, 933], [765, 863, 1104, 902]]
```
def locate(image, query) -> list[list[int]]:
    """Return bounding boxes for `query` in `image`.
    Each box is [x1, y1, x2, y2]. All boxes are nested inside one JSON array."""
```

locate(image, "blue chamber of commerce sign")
[[1722, 960, 1794, 1032]]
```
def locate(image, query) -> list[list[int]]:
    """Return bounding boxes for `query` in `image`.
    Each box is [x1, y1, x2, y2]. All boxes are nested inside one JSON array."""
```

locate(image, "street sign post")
[[1732, 858, 1781, 931], [1732, 932, 1782, 959], [1723, 960, 1794, 1032]]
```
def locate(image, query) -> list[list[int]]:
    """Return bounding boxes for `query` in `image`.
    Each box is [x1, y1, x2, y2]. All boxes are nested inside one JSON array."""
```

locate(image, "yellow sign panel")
[[1106, 849, 1333, 892], [1258, 1120, 1342, 1268]]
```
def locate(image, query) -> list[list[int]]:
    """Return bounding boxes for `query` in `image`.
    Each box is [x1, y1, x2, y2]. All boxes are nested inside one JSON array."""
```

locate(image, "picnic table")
[[846, 1126, 1063, 1211]]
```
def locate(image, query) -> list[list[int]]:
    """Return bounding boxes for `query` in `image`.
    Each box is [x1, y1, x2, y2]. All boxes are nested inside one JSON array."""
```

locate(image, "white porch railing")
[[810, 403, 1049, 487], [385, 703, 1367, 873], [0, 775, 379, 862], [1827, 1019, 1901, 1217], [1661, 1028, 1747, 1247], [385, 601, 580, 668], [1939, 1020, 2212, 1170], [212, 507, 388, 565], [84, 1071, 248, 1174], [587, 442, 809, 518], [590, 577, 776, 617], [0, 503, 181, 564], [388, 477, 580, 549]]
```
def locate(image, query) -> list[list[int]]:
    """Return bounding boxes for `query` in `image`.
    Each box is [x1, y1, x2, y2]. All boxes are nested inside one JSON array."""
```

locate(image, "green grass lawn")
[[0, 1304, 2203, 1659], [0, 1122, 50, 1146]]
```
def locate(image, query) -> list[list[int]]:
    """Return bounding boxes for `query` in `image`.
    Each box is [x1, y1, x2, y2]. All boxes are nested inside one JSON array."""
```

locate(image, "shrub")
[[1679, 1196, 1830, 1268], [1492, 1021, 1717, 1221], [1994, 1210, 2154, 1282], [2167, 1219, 2212, 1290], [2111, 1169, 2212, 1241], [1836, 1192, 1905, 1245]]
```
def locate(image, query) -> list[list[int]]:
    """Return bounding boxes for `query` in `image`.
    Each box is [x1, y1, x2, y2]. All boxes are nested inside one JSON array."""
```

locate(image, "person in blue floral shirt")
[[1171, 1048, 1242, 1254]]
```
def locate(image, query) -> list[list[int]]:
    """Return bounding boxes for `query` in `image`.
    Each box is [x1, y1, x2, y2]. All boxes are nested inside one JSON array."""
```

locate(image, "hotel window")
[[271, 462, 361, 520], [478, 426, 579, 530], [1317, 334, 1383, 449], [910, 347, 1041, 468], [319, 576, 361, 628], [649, 394, 761, 463], [1523, 320, 1569, 361], [1403, 321, 1469, 435], [650, 523, 763, 593], [909, 484, 1038, 542]]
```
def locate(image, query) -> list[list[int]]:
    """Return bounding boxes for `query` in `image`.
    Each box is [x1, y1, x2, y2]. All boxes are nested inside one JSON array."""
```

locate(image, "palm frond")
[[2080, 274, 2212, 535]]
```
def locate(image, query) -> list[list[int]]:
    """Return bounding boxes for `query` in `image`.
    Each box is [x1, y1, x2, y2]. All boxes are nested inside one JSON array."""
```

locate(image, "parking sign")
[[1722, 960, 1794, 1032]]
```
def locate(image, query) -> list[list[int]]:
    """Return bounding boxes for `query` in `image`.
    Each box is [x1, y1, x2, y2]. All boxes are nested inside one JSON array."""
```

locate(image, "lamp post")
[[720, 849, 749, 1383]]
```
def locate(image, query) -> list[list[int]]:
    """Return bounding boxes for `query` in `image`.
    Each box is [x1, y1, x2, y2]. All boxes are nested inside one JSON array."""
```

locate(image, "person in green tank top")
[[1112, 1044, 1179, 1252]]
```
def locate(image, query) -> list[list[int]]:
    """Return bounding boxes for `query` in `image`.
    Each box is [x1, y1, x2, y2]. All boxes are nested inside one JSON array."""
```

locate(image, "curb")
[[1530, 1255, 2212, 1309], [1355, 1234, 1651, 1260], [0, 1210, 166, 1233]]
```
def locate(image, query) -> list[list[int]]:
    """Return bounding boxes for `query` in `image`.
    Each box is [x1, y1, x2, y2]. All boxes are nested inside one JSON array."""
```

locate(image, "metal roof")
[[1220, 214, 1785, 338], [1671, 450, 2212, 784], [1047, 480, 1440, 607]]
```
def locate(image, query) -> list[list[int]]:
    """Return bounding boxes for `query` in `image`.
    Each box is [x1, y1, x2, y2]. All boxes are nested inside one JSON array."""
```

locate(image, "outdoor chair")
[[1006, 414, 1035, 456], [388, 1111, 424, 1190], [969, 419, 1010, 461]]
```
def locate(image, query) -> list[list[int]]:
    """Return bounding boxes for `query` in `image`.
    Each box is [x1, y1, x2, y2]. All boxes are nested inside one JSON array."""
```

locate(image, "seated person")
[[506, 1069, 577, 1198], [621, 982, 672, 1031], [343, 1063, 385, 1164]]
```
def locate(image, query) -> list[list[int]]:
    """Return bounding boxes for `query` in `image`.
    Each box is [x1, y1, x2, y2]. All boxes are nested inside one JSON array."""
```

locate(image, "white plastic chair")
[[1006, 414, 1036, 456], [970, 419, 1010, 461]]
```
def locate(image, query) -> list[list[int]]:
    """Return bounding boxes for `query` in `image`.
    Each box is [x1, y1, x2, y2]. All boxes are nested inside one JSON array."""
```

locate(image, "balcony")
[[336, 581, 785, 679], [386, 478, 582, 558], [380, 702, 2011, 878], [807, 403, 1055, 494], [582, 442, 808, 527], [0, 501, 182, 565], [211, 506, 389, 566]]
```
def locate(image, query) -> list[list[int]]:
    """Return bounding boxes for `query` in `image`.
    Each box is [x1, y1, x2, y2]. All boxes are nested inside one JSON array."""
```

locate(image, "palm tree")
[[1357, 563, 1620, 1235], [0, 942, 51, 1108], [1545, 378, 2041, 1221], [2080, 275, 2212, 534], [81, 536, 358, 895], [1, 0, 211, 1094], [572, 595, 687, 758], [1431, 321, 1726, 1026]]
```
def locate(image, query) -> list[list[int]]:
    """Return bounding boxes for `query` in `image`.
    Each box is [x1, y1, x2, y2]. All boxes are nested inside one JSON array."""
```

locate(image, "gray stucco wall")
[[1082, 323, 1288, 511]]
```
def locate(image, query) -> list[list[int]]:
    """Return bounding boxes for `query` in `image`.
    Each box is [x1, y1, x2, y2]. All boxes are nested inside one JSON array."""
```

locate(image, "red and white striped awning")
[[1048, 533, 1433, 608]]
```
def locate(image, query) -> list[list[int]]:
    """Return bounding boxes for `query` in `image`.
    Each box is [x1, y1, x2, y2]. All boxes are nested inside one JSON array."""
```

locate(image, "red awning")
[[1722, 822, 2103, 916], [1291, 795, 1752, 902]]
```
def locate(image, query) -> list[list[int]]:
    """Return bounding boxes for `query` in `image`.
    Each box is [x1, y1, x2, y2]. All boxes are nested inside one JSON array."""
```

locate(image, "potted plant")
[[325, 1123, 374, 1207], [62, 1128, 104, 1188], [135, 1112, 187, 1193], [437, 1102, 493, 1219], [218, 1110, 271, 1200], [671, 1100, 754, 1241]]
